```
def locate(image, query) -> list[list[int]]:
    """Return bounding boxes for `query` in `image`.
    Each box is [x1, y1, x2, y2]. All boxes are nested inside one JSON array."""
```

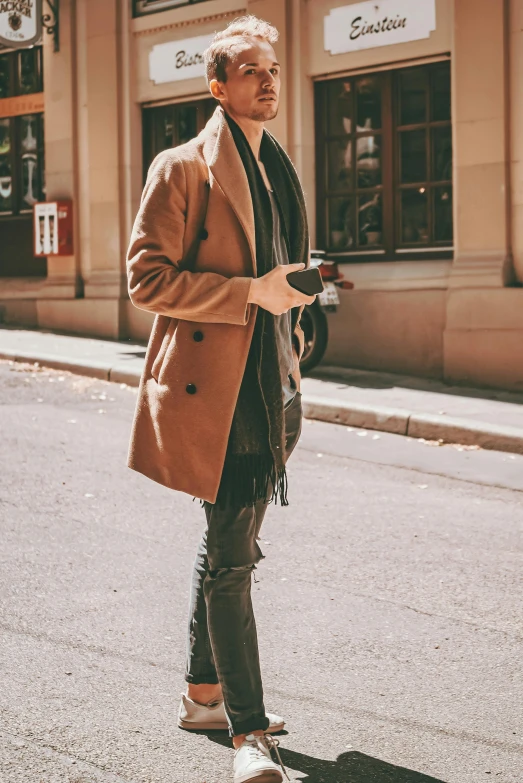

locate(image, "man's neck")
[[224, 108, 264, 159]]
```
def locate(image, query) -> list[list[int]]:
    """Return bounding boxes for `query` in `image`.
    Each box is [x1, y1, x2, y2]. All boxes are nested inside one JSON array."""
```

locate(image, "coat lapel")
[[203, 107, 256, 274]]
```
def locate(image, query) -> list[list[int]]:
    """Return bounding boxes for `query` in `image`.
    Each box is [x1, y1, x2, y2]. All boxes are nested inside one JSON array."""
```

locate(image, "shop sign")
[[324, 0, 436, 55], [149, 33, 214, 85], [0, 0, 42, 49]]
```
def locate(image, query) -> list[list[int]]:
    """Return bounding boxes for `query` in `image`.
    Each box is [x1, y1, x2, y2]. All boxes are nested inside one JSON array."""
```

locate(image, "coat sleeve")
[[126, 150, 253, 325]]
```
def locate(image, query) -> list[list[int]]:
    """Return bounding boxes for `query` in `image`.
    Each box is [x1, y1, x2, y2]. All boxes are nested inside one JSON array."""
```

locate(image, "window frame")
[[132, 0, 211, 17], [315, 61, 453, 263]]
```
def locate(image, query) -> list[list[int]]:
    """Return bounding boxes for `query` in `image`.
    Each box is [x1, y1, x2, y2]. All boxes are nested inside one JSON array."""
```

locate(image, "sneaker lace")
[[246, 734, 289, 781]]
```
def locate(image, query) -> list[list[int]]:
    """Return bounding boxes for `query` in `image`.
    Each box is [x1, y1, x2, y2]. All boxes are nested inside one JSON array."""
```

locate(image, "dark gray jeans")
[[184, 392, 302, 737]]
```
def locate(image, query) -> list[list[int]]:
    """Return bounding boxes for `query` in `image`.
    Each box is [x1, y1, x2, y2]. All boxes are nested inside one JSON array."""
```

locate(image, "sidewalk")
[[3, 326, 523, 455]]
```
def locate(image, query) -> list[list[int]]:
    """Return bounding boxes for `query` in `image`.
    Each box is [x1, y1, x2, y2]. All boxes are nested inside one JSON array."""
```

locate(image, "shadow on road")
[[204, 733, 447, 782]]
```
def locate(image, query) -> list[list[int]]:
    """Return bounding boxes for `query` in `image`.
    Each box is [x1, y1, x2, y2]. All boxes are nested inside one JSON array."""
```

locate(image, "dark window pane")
[[356, 75, 381, 130], [432, 126, 452, 181], [0, 54, 11, 99], [18, 49, 39, 95], [177, 105, 197, 145], [400, 129, 427, 183], [401, 189, 428, 243], [327, 139, 352, 191], [327, 79, 352, 136], [155, 109, 174, 150], [356, 134, 381, 188], [432, 64, 451, 122], [0, 118, 13, 212], [434, 187, 453, 242], [358, 193, 382, 246], [327, 197, 354, 250], [399, 68, 427, 125]]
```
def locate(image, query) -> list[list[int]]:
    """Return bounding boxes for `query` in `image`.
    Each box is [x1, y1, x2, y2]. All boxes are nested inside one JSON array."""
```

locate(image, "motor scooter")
[[299, 250, 354, 374]]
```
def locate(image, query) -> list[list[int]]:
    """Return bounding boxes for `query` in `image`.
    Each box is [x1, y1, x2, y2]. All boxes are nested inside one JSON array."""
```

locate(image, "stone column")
[[443, 0, 523, 391], [74, 0, 127, 337], [40, 0, 81, 300], [448, 0, 513, 288], [510, 0, 523, 282]]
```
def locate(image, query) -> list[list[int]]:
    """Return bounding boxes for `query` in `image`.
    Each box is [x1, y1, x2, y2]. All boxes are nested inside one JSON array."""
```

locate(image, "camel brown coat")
[[126, 107, 306, 503]]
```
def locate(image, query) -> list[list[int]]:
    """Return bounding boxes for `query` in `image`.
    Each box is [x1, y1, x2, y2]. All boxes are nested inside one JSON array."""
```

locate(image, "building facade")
[[0, 0, 522, 391]]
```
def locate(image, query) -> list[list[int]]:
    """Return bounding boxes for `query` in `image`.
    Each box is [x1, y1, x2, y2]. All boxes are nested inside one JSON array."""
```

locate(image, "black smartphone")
[[286, 267, 324, 296]]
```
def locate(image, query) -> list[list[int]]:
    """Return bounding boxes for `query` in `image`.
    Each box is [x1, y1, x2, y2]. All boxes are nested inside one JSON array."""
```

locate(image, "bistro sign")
[[0, 0, 42, 48], [149, 33, 214, 85], [324, 0, 436, 55]]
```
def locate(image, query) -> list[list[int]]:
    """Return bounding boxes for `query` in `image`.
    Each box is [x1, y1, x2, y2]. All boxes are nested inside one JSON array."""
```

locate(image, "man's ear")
[[209, 79, 226, 102]]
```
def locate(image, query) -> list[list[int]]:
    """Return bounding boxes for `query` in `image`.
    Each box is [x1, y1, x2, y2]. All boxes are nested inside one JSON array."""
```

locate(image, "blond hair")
[[204, 15, 279, 85]]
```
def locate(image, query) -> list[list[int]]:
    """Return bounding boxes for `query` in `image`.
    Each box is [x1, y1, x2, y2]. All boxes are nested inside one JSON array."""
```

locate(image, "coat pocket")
[[151, 319, 176, 382]]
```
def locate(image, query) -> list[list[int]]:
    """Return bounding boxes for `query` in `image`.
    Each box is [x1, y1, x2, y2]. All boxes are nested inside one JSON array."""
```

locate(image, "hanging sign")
[[324, 0, 436, 55], [149, 33, 214, 85], [0, 0, 42, 48]]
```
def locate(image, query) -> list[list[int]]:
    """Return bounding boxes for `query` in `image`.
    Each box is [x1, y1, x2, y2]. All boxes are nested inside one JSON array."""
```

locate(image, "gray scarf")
[[213, 115, 309, 509]]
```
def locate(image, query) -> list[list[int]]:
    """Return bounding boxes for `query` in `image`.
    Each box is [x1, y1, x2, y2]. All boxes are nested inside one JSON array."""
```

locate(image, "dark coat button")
[[186, 384, 197, 395], [193, 331, 204, 342], [200, 228, 208, 240]]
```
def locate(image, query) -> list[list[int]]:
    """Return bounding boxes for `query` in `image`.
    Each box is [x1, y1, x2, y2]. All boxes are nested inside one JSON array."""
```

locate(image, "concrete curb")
[[3, 350, 523, 457]]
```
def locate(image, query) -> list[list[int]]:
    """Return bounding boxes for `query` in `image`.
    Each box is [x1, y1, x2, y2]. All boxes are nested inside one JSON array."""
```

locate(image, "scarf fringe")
[[214, 454, 289, 509]]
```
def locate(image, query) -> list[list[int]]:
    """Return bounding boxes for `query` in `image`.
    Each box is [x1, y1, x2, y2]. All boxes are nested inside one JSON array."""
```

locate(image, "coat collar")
[[202, 106, 256, 272]]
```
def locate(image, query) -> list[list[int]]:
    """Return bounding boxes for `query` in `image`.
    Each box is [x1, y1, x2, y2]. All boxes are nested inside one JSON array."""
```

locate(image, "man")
[[127, 15, 314, 783]]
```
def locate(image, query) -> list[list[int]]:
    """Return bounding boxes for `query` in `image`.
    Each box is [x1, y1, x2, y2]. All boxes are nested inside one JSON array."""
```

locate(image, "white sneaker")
[[233, 733, 288, 783], [178, 693, 285, 734]]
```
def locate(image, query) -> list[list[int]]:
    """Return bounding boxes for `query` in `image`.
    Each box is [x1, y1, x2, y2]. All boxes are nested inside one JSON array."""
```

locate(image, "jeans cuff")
[[230, 714, 270, 737], [184, 673, 220, 685]]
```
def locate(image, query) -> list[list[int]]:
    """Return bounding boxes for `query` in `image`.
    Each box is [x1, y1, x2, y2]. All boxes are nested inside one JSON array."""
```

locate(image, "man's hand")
[[248, 263, 316, 316]]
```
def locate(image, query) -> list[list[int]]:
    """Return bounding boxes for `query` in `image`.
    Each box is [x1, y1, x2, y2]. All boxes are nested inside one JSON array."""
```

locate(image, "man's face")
[[212, 38, 281, 122]]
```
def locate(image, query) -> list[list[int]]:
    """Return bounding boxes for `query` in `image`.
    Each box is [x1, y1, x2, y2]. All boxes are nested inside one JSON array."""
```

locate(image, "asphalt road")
[[1, 359, 522, 783]]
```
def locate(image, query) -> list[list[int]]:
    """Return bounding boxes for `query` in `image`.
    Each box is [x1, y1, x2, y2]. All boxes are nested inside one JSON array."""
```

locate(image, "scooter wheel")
[[299, 301, 328, 375]]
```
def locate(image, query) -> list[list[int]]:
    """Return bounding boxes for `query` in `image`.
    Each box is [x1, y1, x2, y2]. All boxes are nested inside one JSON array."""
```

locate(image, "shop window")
[[133, 0, 211, 16], [0, 47, 43, 99], [0, 46, 45, 277], [0, 114, 45, 215], [142, 98, 215, 182], [315, 61, 452, 261], [0, 48, 45, 216]]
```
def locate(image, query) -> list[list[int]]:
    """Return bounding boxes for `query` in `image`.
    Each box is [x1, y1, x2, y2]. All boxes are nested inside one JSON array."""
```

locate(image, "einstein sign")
[[0, 0, 42, 48], [149, 34, 214, 85], [325, 0, 436, 55]]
